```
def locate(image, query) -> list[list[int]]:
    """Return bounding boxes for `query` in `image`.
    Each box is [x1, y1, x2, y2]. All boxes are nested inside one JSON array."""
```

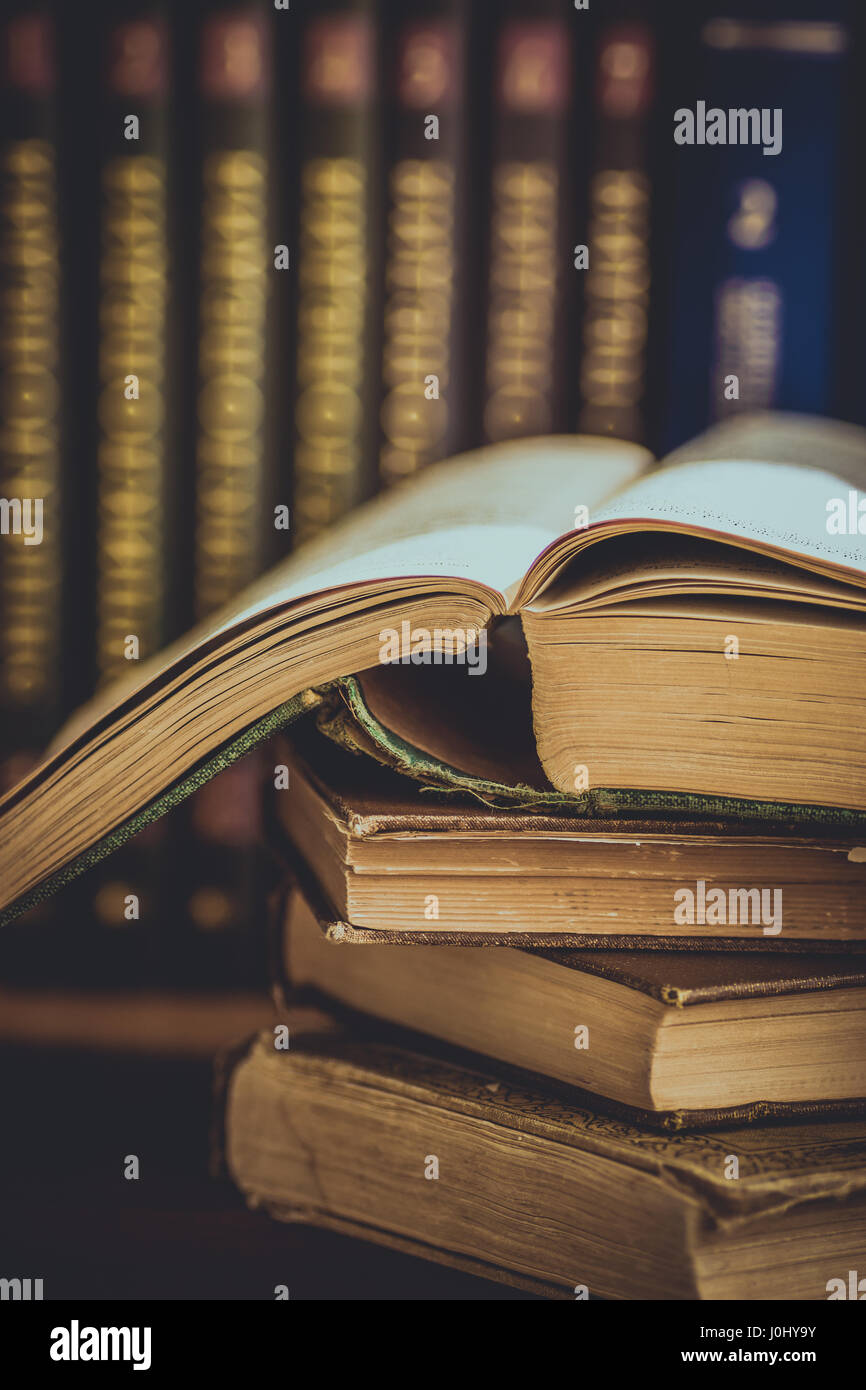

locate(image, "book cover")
[[274, 880, 866, 1127], [663, 8, 851, 450], [378, 0, 479, 485], [480, 0, 575, 444], [291, 0, 383, 540], [73, 3, 177, 971], [576, 12, 656, 444], [0, 3, 64, 778]]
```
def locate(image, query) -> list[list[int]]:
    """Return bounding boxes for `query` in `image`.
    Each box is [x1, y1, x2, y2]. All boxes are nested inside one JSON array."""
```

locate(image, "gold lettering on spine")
[[714, 277, 781, 412], [294, 156, 366, 541], [0, 139, 61, 705], [484, 161, 558, 442], [195, 149, 267, 617], [380, 158, 454, 485], [578, 169, 650, 440], [97, 153, 167, 681]]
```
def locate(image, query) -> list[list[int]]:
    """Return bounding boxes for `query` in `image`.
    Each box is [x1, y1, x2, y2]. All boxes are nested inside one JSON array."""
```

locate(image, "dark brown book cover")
[[291, 0, 383, 540], [193, 0, 276, 617], [480, 1, 576, 444], [64, 3, 177, 976], [577, 16, 656, 442], [378, 0, 478, 486], [0, 5, 64, 770]]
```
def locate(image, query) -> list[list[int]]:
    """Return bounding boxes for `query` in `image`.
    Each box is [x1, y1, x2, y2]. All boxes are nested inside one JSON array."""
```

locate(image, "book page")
[[46, 436, 650, 751], [220, 434, 650, 632], [589, 458, 866, 577], [661, 411, 866, 491], [532, 532, 866, 613]]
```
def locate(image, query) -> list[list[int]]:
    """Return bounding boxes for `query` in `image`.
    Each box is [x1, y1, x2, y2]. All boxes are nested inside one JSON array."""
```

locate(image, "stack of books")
[[4, 413, 865, 1299]]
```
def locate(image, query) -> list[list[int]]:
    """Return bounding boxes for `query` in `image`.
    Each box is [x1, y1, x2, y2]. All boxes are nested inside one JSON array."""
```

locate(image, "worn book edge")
[[0, 689, 321, 928], [316, 676, 866, 831], [268, 880, 866, 1132], [271, 827, 866, 955], [226, 1026, 866, 1228]]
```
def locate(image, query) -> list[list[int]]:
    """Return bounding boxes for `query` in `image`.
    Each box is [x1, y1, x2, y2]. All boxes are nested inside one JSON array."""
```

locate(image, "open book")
[[2, 413, 865, 925]]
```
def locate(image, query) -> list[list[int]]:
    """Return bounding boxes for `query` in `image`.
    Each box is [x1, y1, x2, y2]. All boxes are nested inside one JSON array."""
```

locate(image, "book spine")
[[576, 18, 655, 444], [0, 5, 63, 782], [94, 7, 174, 685], [193, 0, 274, 617], [662, 10, 850, 451], [291, 0, 382, 541], [0, 3, 66, 975], [378, 0, 476, 486], [480, 0, 574, 445]]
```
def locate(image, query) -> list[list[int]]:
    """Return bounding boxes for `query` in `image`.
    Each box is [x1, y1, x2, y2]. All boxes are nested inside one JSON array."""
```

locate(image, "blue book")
[[663, 9, 851, 450]]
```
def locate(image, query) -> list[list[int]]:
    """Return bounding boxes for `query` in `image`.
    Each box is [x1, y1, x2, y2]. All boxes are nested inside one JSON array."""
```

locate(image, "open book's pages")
[[0, 437, 646, 924], [522, 414, 866, 807], [274, 732, 866, 945], [1, 416, 865, 924], [524, 597, 865, 808], [281, 886, 866, 1123], [221, 1016, 866, 1300]]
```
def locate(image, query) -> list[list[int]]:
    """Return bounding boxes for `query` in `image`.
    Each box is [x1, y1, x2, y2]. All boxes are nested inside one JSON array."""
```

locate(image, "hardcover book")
[[576, 15, 656, 443], [192, 0, 275, 619], [291, 0, 383, 540], [378, 0, 478, 486], [663, 12, 851, 450], [94, 4, 175, 686], [0, 4, 64, 775], [219, 1013, 866, 1300], [480, 0, 575, 443], [1, 414, 865, 927], [271, 731, 866, 945], [280, 883, 866, 1127]]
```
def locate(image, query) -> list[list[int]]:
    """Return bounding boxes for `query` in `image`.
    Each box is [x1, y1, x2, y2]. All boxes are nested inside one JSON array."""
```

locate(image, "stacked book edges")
[[216, 1006, 866, 1302]]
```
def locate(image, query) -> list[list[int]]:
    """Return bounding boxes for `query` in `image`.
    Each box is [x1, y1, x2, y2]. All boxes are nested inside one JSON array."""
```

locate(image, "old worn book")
[[220, 1014, 866, 1300], [273, 732, 866, 945], [279, 885, 866, 1126], [2, 414, 866, 927]]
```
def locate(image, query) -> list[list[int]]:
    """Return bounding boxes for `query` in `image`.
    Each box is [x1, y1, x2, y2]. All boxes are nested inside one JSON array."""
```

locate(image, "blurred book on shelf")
[[480, 1, 576, 445], [378, 0, 480, 485], [661, 7, 852, 449], [290, 0, 383, 541]]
